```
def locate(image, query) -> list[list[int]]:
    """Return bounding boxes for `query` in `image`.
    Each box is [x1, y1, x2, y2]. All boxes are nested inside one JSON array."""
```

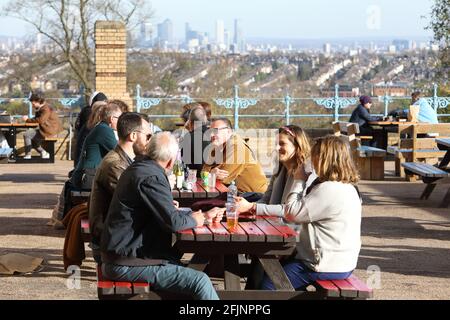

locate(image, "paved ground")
[[0, 160, 449, 300]]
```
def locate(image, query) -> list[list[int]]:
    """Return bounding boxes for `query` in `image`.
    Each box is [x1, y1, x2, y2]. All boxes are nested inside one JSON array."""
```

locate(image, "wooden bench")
[[0, 147, 13, 163], [388, 123, 450, 180], [333, 122, 386, 180], [401, 162, 450, 207], [96, 261, 373, 300], [80, 218, 91, 243], [42, 137, 57, 163]]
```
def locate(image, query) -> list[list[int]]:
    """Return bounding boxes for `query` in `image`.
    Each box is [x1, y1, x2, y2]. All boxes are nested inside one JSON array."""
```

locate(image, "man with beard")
[[88, 112, 152, 263]]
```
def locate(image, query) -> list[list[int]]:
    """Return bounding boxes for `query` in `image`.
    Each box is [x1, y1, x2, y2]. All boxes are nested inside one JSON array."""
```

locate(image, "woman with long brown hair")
[[260, 135, 362, 290], [235, 125, 312, 217]]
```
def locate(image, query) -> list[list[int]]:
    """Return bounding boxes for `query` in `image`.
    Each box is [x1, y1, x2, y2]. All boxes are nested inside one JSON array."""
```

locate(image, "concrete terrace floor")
[[0, 160, 449, 300]]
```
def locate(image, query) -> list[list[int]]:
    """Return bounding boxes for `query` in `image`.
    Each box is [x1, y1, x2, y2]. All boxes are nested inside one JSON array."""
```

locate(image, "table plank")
[[193, 225, 213, 241], [264, 217, 298, 242], [215, 181, 229, 193], [221, 222, 248, 242], [207, 222, 230, 242], [192, 181, 207, 199], [253, 219, 284, 243], [171, 189, 180, 198], [239, 222, 266, 242], [177, 229, 195, 241]]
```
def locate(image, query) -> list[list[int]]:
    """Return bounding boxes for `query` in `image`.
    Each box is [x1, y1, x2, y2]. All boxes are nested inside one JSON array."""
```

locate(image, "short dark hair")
[[117, 112, 147, 141], [29, 92, 45, 104], [411, 91, 422, 100], [108, 99, 130, 112], [211, 117, 232, 129]]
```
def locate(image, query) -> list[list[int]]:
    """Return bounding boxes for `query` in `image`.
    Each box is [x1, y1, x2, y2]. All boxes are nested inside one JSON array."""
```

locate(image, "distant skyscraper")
[[323, 43, 331, 55], [216, 20, 225, 46], [224, 29, 231, 51], [234, 19, 244, 52], [157, 19, 173, 45], [140, 22, 153, 46], [36, 33, 43, 51]]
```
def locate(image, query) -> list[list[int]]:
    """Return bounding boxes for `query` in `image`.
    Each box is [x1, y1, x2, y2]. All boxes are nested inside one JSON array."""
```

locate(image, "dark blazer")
[[100, 158, 197, 262]]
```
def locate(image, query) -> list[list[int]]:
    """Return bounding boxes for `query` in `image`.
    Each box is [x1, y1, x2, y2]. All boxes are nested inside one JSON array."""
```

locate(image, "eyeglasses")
[[211, 127, 230, 134], [135, 130, 152, 141]]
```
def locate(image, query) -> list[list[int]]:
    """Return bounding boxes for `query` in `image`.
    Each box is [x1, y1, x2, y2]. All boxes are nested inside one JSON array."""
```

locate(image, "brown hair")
[[311, 135, 359, 184], [198, 101, 212, 121], [87, 101, 107, 129], [278, 125, 311, 173], [108, 99, 130, 112]]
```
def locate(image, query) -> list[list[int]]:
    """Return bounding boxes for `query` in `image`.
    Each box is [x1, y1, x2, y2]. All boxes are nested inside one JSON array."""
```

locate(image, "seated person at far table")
[[100, 132, 223, 300], [23, 92, 63, 159], [235, 125, 314, 219], [349, 95, 383, 147], [411, 91, 439, 124], [202, 117, 268, 196], [88, 112, 152, 264], [260, 135, 362, 291], [180, 105, 210, 174]]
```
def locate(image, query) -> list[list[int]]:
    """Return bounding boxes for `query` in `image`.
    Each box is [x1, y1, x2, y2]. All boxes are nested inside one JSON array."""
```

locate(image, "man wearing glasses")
[[203, 118, 268, 194], [87, 112, 152, 264]]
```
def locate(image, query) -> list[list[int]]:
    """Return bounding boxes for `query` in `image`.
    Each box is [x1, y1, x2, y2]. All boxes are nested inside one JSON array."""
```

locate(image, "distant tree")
[[426, 0, 449, 79], [159, 73, 177, 96], [2, 0, 153, 97]]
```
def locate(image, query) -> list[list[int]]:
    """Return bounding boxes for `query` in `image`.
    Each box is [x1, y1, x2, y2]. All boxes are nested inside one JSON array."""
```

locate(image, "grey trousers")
[[23, 129, 44, 154]]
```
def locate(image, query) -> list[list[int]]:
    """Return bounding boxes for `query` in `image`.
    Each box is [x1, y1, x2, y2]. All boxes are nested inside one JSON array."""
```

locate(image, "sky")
[[0, 0, 435, 40]]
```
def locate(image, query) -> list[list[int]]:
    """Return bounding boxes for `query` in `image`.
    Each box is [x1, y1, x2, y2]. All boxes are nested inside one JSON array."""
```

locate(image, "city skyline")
[[0, 0, 434, 40]]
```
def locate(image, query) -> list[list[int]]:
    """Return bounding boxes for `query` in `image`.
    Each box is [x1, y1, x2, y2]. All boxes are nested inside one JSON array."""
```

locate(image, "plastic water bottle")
[[227, 181, 238, 204]]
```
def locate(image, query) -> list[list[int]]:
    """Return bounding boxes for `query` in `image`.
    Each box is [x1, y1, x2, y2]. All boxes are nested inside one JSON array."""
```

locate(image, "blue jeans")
[[102, 262, 219, 300], [260, 260, 353, 290]]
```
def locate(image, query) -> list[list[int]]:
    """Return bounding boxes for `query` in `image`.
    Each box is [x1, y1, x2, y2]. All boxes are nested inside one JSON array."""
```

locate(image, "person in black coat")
[[100, 132, 222, 300], [73, 92, 107, 167], [349, 96, 383, 147]]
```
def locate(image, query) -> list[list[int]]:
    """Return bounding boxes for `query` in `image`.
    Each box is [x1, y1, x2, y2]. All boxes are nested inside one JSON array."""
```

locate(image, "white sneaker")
[[41, 150, 50, 159], [23, 154, 32, 159]]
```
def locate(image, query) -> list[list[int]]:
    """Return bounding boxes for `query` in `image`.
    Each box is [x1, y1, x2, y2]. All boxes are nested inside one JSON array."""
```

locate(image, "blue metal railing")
[[135, 83, 450, 129]]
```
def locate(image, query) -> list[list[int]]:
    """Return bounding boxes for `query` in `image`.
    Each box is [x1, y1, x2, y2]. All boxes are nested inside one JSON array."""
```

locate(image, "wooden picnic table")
[[0, 123, 39, 161], [174, 216, 304, 300], [368, 120, 415, 150], [172, 179, 228, 207]]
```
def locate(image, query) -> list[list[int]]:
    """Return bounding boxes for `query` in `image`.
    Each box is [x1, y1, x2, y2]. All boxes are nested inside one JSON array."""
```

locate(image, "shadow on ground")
[[0, 174, 66, 184], [0, 217, 65, 238], [0, 193, 59, 210]]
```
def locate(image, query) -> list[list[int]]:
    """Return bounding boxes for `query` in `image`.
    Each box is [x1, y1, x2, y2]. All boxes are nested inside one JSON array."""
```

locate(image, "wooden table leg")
[[187, 254, 210, 272], [258, 257, 294, 291], [439, 187, 450, 208], [224, 255, 241, 291]]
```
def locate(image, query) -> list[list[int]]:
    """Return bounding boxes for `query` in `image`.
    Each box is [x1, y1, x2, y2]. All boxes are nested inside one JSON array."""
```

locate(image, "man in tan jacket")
[[23, 92, 63, 159], [203, 118, 268, 193]]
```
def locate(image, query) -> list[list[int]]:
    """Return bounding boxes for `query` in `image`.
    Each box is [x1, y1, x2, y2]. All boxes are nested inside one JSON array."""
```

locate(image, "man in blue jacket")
[[100, 132, 223, 300]]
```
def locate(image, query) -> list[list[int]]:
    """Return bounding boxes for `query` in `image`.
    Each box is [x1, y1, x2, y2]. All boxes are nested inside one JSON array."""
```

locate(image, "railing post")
[[384, 92, 389, 117], [433, 83, 438, 112], [284, 94, 291, 126], [233, 85, 239, 130], [334, 84, 339, 122], [136, 84, 141, 113]]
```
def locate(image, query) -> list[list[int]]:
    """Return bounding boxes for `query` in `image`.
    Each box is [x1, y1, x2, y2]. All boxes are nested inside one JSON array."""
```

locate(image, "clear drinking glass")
[[226, 202, 238, 232]]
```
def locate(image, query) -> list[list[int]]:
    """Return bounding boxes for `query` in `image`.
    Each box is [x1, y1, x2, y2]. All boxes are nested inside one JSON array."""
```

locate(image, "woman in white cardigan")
[[260, 135, 362, 290], [235, 125, 312, 218]]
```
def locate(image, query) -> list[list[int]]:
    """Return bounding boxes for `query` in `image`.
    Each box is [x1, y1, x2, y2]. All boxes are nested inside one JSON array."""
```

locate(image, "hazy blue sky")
[[0, 0, 434, 39]]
